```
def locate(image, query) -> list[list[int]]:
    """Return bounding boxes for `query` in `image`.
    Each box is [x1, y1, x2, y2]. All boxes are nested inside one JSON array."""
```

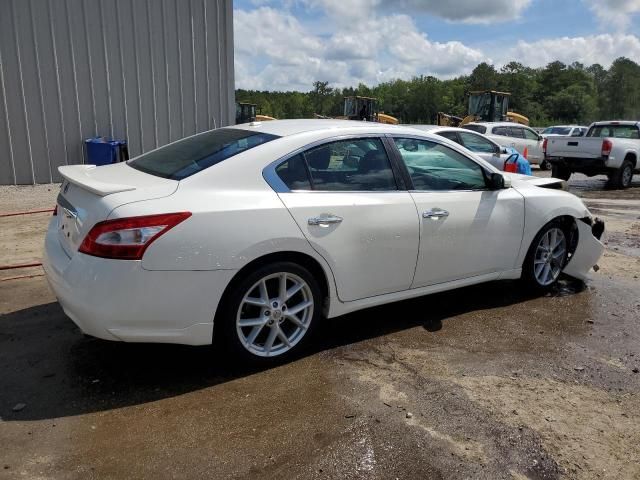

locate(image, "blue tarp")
[[504, 147, 532, 175]]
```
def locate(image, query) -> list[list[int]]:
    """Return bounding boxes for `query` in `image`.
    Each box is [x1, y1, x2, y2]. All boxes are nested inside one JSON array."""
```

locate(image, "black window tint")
[[437, 131, 462, 145], [393, 138, 487, 191], [304, 138, 397, 191], [275, 154, 311, 190], [509, 127, 525, 138], [493, 127, 507, 136], [462, 124, 487, 134], [129, 128, 279, 180]]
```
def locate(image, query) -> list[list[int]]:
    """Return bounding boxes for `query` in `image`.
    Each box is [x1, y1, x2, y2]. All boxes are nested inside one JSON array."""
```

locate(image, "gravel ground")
[[0, 172, 639, 479]]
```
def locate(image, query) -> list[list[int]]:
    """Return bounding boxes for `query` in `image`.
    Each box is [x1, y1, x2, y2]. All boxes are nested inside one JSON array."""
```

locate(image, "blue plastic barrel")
[[84, 137, 128, 166]]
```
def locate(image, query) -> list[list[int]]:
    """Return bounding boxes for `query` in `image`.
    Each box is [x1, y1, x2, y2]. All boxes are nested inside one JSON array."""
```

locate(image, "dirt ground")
[[1, 172, 639, 479]]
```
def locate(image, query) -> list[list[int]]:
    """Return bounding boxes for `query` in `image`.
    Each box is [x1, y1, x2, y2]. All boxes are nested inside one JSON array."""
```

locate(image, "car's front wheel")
[[539, 159, 551, 171], [522, 221, 569, 291], [218, 262, 322, 363]]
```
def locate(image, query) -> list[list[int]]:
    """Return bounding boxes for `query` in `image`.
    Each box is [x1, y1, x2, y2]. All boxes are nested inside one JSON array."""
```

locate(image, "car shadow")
[[1, 278, 584, 421]]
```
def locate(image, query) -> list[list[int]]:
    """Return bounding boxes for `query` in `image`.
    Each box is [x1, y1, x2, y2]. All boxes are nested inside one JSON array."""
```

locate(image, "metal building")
[[0, 0, 234, 185]]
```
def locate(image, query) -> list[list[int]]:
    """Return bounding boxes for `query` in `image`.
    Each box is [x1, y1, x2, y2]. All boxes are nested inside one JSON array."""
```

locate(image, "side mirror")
[[538, 135, 543, 142], [487, 172, 508, 190]]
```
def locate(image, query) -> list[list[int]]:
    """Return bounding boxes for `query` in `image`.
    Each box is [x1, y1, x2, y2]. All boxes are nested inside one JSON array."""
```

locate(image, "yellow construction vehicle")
[[339, 96, 399, 124], [236, 102, 276, 124], [437, 90, 529, 127]]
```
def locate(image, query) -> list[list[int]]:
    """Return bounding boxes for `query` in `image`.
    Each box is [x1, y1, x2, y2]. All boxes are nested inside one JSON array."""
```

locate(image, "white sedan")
[[44, 120, 605, 363]]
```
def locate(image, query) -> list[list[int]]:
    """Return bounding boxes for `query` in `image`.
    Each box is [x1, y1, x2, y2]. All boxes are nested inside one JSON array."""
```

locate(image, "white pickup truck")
[[544, 120, 639, 189]]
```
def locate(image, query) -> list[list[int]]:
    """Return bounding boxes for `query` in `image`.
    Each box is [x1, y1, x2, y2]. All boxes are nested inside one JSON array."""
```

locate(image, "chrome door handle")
[[423, 209, 449, 219], [308, 214, 343, 226]]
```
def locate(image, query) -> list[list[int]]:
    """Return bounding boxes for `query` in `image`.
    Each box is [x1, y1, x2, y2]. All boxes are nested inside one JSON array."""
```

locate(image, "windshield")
[[586, 124, 640, 139], [543, 127, 572, 135], [468, 94, 491, 118], [129, 129, 279, 180]]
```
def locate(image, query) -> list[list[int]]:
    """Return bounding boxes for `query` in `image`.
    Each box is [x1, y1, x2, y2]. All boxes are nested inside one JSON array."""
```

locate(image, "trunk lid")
[[55, 163, 178, 257]]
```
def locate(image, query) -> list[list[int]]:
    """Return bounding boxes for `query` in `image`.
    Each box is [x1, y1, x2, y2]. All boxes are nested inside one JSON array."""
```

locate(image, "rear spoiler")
[[58, 165, 136, 197]]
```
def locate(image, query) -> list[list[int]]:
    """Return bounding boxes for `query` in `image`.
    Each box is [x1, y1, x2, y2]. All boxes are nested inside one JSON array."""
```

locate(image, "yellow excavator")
[[235, 102, 276, 124], [338, 96, 399, 124], [437, 90, 529, 127]]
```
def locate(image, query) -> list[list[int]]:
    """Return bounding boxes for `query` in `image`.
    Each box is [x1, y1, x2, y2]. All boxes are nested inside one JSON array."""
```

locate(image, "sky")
[[233, 0, 640, 91]]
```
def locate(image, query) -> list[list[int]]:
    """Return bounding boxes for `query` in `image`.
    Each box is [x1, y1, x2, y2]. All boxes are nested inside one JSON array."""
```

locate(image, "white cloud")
[[234, 7, 487, 90], [584, 0, 640, 30], [500, 33, 640, 68], [304, 0, 532, 23]]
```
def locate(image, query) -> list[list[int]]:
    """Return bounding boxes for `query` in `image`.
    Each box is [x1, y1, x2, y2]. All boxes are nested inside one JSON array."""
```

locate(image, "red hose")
[[0, 262, 42, 271], [0, 208, 54, 218]]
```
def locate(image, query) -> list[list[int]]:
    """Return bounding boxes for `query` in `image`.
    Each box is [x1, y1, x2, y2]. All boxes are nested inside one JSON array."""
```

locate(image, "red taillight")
[[53, 205, 58, 216], [601, 139, 613, 156], [542, 138, 548, 155], [79, 212, 192, 260]]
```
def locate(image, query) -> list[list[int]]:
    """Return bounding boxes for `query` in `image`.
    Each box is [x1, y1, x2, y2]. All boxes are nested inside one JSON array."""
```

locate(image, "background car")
[[463, 122, 547, 169], [44, 120, 605, 364], [406, 125, 512, 171], [541, 125, 588, 138]]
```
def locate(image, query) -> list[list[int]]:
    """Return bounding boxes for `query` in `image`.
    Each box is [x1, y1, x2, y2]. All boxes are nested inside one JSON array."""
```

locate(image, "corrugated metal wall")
[[0, 0, 234, 185]]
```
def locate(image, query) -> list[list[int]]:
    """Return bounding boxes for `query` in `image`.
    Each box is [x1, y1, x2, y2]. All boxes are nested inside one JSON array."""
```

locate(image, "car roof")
[[228, 119, 418, 137], [545, 125, 584, 128]]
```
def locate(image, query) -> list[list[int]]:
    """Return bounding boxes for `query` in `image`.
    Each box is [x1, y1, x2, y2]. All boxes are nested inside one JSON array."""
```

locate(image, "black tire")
[[522, 220, 570, 292], [551, 164, 571, 181], [539, 160, 551, 171], [215, 262, 322, 365], [607, 160, 634, 189]]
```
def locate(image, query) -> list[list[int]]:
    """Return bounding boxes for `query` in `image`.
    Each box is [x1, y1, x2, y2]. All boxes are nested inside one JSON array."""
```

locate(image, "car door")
[[521, 127, 544, 162], [272, 136, 420, 302], [390, 136, 525, 288], [507, 126, 527, 153], [457, 131, 509, 171]]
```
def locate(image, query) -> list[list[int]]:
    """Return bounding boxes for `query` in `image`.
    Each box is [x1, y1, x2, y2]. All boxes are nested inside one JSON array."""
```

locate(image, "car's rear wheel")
[[218, 262, 321, 363], [522, 221, 569, 291], [539, 160, 550, 171], [551, 164, 571, 181], [608, 160, 634, 189]]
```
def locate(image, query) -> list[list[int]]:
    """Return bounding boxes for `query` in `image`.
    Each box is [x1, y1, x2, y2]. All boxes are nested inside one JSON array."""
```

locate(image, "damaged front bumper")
[[562, 218, 606, 281]]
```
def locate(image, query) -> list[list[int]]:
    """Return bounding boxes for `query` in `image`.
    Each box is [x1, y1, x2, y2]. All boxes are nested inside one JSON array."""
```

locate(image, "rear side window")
[[275, 154, 312, 191], [305, 138, 397, 191], [462, 124, 487, 134], [275, 138, 398, 192], [129, 129, 279, 180], [492, 127, 508, 136]]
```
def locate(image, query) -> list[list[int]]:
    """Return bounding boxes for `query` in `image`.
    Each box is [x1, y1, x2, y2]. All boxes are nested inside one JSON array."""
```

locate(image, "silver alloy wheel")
[[236, 272, 314, 357], [622, 165, 632, 187], [533, 227, 567, 286]]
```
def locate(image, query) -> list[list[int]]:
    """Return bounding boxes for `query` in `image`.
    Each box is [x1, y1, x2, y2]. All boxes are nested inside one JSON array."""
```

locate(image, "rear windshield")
[[462, 124, 487, 134], [543, 127, 572, 135], [129, 129, 279, 179], [586, 124, 640, 139]]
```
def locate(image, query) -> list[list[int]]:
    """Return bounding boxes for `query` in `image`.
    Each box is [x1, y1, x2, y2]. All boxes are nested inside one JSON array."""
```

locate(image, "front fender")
[[563, 220, 605, 281]]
